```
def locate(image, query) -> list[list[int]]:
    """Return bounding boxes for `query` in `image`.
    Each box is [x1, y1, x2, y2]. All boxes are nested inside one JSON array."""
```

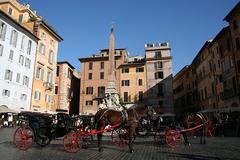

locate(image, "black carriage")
[[13, 111, 74, 150]]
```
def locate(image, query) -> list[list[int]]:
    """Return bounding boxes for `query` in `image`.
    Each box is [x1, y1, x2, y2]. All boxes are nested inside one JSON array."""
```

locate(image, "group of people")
[[0, 113, 18, 128]]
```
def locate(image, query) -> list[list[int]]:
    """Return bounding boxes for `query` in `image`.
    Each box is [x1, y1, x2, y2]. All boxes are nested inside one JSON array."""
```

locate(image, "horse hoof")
[[98, 147, 103, 152], [129, 149, 134, 153]]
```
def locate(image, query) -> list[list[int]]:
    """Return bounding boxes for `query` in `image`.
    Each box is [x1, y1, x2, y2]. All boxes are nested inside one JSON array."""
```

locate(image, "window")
[[85, 101, 93, 106], [25, 58, 31, 69], [41, 32, 46, 40], [27, 40, 32, 54], [138, 79, 143, 86], [55, 86, 58, 94], [0, 21, 7, 40], [39, 43, 45, 55], [19, 14, 23, 23], [100, 61, 104, 69], [155, 72, 163, 79], [235, 37, 240, 50], [136, 67, 144, 72], [100, 72, 104, 79], [50, 39, 55, 46], [21, 35, 25, 50], [157, 84, 164, 96], [56, 66, 59, 76], [20, 94, 27, 101], [155, 51, 162, 58], [49, 50, 54, 64], [98, 86, 105, 97], [122, 80, 130, 86], [9, 50, 13, 61], [204, 87, 208, 99], [233, 20, 238, 30], [158, 101, 163, 105], [86, 87, 93, 95], [0, 44, 3, 56], [45, 95, 51, 103], [10, 29, 18, 47], [36, 66, 44, 80], [34, 91, 41, 100], [5, 69, 12, 81], [123, 92, 129, 102], [23, 76, 29, 87], [122, 67, 129, 73], [88, 73, 92, 80], [18, 55, 24, 65], [138, 91, 144, 102], [2, 89, 10, 97], [154, 62, 163, 69], [47, 71, 53, 83], [16, 73, 20, 83], [89, 62, 93, 70], [8, 7, 13, 15], [68, 69, 72, 78], [227, 38, 231, 51]]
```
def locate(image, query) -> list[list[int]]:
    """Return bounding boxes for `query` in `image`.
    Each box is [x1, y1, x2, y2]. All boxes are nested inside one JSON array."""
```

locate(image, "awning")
[[199, 108, 217, 113], [0, 105, 18, 113]]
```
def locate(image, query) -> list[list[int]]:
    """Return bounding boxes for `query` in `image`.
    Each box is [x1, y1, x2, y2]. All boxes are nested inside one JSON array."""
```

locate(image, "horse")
[[94, 105, 152, 153], [184, 112, 209, 144]]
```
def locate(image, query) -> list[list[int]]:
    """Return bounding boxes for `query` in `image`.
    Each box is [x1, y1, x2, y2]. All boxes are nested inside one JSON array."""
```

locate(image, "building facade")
[[0, 9, 38, 111], [79, 30, 174, 115], [0, 0, 63, 113], [54, 61, 80, 114], [145, 43, 174, 113], [79, 48, 128, 115]]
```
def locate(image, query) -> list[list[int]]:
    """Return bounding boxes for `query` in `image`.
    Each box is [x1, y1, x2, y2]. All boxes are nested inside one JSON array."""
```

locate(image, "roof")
[[173, 65, 190, 81], [78, 55, 121, 62], [39, 20, 63, 41], [192, 40, 212, 64], [0, 10, 39, 42], [224, 2, 240, 21], [58, 61, 75, 69], [208, 26, 229, 47]]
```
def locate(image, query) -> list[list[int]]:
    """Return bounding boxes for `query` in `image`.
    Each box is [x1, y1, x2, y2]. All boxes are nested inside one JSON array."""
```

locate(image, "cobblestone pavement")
[[0, 127, 240, 160]]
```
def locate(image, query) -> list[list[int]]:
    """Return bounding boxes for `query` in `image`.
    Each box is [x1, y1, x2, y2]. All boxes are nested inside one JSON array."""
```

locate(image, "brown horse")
[[95, 105, 151, 153], [184, 112, 209, 144]]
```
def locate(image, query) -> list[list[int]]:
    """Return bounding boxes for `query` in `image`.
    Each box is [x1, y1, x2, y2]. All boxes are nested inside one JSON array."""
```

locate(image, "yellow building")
[[119, 56, 147, 105], [79, 48, 128, 115], [0, 0, 63, 113]]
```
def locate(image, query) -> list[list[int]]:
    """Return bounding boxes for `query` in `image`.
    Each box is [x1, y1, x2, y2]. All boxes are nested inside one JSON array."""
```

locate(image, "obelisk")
[[100, 26, 122, 110]]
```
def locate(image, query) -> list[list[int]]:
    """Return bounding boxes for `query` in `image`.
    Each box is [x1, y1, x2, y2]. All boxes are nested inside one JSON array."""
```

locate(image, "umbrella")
[[0, 105, 18, 113]]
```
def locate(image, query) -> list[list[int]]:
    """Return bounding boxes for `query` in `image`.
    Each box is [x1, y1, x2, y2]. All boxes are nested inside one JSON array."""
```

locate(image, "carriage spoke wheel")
[[165, 130, 182, 148], [63, 132, 82, 153], [111, 127, 129, 147], [13, 126, 33, 150]]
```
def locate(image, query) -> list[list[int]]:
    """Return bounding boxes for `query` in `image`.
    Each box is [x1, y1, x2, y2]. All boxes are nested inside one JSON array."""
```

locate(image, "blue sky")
[[19, 0, 239, 74]]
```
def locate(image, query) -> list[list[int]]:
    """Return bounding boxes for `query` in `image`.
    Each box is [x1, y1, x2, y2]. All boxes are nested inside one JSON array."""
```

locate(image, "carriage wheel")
[[154, 131, 165, 145], [63, 132, 82, 153], [165, 130, 182, 148], [111, 127, 129, 147], [13, 126, 34, 150]]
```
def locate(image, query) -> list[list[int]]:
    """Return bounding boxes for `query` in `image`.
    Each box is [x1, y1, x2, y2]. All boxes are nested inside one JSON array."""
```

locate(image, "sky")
[[19, 0, 239, 75]]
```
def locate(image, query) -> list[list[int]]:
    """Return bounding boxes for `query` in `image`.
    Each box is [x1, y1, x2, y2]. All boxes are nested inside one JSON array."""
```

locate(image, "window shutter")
[[41, 68, 44, 81], [2, 24, 6, 40]]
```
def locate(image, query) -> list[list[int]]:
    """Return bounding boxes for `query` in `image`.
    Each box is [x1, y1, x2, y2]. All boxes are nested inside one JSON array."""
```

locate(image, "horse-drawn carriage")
[[13, 106, 215, 153], [13, 111, 74, 150]]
